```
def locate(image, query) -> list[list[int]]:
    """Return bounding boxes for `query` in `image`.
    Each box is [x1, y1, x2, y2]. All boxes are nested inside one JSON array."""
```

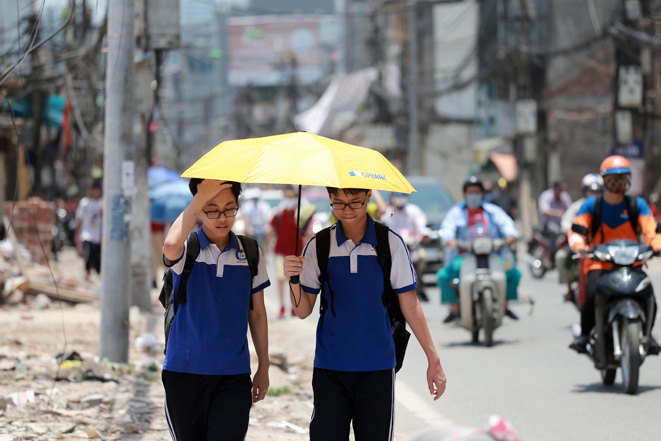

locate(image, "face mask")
[[604, 174, 630, 194], [395, 196, 409, 208], [282, 197, 297, 209], [466, 193, 482, 209]]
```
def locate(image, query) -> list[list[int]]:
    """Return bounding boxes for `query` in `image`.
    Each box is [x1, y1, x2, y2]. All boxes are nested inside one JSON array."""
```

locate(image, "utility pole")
[[28, 6, 44, 195], [100, 0, 136, 363], [407, 0, 419, 176]]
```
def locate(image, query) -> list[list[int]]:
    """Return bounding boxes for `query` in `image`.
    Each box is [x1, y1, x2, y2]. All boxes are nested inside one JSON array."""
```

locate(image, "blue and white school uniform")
[[298, 217, 416, 440], [161, 227, 269, 441]]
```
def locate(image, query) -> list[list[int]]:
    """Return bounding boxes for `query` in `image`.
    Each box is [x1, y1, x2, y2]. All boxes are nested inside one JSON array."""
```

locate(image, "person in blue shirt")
[[437, 176, 521, 323], [162, 178, 270, 441], [284, 187, 447, 441]]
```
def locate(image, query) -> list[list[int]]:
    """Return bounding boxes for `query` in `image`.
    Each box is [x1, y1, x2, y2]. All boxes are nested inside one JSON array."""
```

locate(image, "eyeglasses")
[[202, 207, 238, 219], [329, 196, 368, 210]]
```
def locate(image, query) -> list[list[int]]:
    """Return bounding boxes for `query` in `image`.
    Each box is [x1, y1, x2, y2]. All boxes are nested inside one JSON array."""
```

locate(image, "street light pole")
[[100, 0, 136, 362]]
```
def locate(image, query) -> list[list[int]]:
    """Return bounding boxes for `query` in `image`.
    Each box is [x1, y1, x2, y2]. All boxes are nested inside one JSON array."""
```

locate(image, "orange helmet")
[[600, 155, 631, 176]]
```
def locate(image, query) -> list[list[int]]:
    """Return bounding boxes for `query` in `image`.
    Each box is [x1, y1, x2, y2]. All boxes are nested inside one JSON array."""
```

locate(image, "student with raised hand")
[[161, 178, 270, 441], [284, 186, 447, 441]]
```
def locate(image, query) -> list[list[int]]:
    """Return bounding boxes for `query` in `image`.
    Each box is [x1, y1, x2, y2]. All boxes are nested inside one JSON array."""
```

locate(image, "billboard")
[[228, 15, 326, 86]]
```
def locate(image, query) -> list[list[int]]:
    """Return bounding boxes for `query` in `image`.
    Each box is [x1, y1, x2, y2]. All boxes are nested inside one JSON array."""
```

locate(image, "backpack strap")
[[175, 230, 201, 310], [626, 195, 640, 237], [590, 194, 603, 244], [315, 226, 335, 317], [238, 234, 260, 310], [375, 222, 404, 325]]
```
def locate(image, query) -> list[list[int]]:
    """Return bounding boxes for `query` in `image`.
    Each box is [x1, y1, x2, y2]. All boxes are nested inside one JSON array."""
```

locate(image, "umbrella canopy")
[[149, 179, 191, 200], [150, 195, 193, 223], [149, 179, 192, 223], [148, 166, 181, 188], [181, 132, 415, 194]]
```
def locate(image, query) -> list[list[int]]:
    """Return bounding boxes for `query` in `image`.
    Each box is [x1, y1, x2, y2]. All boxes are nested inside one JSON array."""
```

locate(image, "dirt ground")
[[0, 247, 317, 441]]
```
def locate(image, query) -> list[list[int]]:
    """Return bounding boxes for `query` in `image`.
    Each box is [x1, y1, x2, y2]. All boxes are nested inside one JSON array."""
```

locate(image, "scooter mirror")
[[571, 224, 589, 236]]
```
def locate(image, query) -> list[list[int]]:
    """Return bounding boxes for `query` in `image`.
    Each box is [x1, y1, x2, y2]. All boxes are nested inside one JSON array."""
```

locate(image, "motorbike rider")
[[537, 181, 572, 268], [380, 192, 431, 302], [568, 155, 661, 354], [556, 173, 604, 302], [437, 176, 520, 323]]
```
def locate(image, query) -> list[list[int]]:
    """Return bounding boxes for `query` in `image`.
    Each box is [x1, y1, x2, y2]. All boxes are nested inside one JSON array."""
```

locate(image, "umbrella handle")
[[290, 185, 303, 285]]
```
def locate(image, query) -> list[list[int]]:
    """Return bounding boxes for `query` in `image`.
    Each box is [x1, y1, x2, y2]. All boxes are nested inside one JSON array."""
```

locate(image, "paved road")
[[396, 261, 661, 440]]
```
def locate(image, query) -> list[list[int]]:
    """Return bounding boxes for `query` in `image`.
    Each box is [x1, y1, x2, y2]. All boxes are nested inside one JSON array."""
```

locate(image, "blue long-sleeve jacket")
[[441, 201, 519, 265]]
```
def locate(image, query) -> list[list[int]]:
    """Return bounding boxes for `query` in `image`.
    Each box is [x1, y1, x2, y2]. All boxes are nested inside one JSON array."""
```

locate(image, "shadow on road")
[[442, 338, 522, 348], [572, 382, 661, 395]]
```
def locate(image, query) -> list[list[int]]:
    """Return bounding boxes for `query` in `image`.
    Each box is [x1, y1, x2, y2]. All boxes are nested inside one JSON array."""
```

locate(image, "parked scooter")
[[527, 225, 567, 279], [452, 225, 508, 346], [571, 224, 658, 394]]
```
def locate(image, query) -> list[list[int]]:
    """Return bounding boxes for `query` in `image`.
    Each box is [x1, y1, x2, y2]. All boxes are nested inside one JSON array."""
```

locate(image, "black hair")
[[189, 178, 242, 202], [91, 179, 103, 190], [326, 187, 369, 197]]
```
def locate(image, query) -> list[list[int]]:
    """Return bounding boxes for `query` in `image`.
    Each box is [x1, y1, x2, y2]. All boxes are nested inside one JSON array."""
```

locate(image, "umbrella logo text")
[[349, 170, 387, 181]]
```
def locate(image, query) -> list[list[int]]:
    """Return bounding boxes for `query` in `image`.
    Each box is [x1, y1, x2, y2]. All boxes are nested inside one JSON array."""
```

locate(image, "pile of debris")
[[1, 215, 98, 307]]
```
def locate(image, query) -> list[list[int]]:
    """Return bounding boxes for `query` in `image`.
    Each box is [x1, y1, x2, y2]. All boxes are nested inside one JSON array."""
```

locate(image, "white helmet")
[[581, 173, 604, 193]]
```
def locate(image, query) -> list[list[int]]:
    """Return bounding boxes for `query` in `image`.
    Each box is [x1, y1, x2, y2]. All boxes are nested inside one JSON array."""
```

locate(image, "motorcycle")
[[52, 206, 77, 253], [453, 225, 508, 346], [571, 224, 658, 394], [397, 229, 429, 301], [527, 225, 566, 279]]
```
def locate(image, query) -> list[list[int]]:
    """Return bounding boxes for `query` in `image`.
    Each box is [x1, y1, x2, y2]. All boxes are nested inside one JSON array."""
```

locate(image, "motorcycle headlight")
[[593, 250, 611, 262], [472, 238, 493, 255], [608, 246, 638, 265]]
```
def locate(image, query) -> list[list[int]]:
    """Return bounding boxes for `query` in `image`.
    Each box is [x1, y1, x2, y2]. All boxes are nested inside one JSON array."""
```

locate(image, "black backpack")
[[158, 231, 260, 354], [315, 222, 410, 372], [590, 194, 639, 243]]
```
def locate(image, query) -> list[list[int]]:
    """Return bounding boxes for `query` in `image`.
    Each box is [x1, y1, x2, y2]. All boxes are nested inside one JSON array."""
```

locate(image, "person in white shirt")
[[380, 193, 431, 302], [75, 180, 103, 280]]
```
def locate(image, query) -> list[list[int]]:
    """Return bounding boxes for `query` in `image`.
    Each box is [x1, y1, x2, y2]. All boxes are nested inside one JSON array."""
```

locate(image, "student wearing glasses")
[[284, 187, 447, 441], [161, 178, 270, 441]]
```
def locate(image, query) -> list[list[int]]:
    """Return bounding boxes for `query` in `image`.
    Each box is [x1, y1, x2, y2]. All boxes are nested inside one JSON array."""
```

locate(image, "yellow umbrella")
[[181, 132, 416, 194], [182, 132, 414, 265]]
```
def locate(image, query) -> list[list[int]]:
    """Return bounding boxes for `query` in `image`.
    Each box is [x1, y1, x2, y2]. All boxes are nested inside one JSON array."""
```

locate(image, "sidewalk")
[[0, 247, 316, 440]]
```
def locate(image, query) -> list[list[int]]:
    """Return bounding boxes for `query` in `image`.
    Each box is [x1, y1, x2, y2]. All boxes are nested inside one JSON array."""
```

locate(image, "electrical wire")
[[0, 0, 76, 87]]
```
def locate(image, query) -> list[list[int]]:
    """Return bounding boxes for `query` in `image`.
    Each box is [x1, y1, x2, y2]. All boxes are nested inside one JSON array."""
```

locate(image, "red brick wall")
[[4, 199, 55, 265]]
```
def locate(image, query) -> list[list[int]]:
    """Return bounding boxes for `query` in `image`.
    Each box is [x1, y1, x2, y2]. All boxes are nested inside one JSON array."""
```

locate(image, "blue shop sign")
[[611, 140, 644, 159]]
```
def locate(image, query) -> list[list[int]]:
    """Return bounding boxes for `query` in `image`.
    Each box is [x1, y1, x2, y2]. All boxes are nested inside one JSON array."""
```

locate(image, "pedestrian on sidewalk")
[[284, 186, 447, 441], [265, 185, 314, 318], [161, 178, 271, 441], [75, 179, 103, 281]]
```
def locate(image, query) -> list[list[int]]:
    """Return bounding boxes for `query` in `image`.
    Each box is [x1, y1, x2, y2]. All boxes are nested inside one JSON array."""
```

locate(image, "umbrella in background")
[[148, 166, 181, 188], [150, 195, 193, 223], [149, 179, 192, 223], [149, 179, 191, 200]]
